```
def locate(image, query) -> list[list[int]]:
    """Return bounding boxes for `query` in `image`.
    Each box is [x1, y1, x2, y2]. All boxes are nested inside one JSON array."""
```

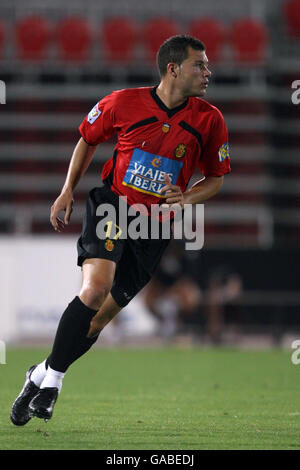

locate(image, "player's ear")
[[167, 62, 178, 78]]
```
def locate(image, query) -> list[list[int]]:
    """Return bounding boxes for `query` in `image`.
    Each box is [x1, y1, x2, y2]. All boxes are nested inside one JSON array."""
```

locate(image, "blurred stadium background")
[[0, 0, 300, 349]]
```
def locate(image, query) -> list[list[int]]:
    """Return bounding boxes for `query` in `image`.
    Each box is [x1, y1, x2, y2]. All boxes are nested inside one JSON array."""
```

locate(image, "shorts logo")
[[88, 104, 101, 124], [174, 144, 186, 158], [122, 148, 183, 197], [105, 239, 114, 251], [218, 142, 230, 162], [123, 291, 132, 300], [162, 123, 170, 133]]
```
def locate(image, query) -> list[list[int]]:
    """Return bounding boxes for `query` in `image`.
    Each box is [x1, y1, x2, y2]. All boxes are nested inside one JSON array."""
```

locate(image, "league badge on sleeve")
[[218, 142, 230, 162], [88, 104, 102, 124]]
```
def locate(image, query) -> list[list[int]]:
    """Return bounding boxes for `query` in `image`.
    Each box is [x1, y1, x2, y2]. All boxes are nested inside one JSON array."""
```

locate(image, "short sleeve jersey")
[[79, 86, 230, 211]]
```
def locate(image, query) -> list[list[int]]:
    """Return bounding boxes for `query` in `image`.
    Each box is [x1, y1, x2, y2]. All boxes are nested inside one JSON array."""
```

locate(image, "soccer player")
[[10, 34, 230, 425]]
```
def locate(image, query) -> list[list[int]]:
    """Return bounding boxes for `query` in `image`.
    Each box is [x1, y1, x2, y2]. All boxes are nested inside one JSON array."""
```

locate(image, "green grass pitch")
[[1, 347, 300, 450]]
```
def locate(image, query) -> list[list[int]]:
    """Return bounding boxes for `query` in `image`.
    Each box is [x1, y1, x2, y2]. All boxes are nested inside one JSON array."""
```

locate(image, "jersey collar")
[[150, 86, 189, 118]]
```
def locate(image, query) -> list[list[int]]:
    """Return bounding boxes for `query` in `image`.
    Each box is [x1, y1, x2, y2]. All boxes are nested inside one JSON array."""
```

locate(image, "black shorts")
[[77, 185, 171, 308]]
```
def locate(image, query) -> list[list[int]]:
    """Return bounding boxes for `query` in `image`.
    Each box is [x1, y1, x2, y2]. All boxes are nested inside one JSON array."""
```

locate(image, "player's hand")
[[50, 189, 74, 232], [160, 174, 185, 209]]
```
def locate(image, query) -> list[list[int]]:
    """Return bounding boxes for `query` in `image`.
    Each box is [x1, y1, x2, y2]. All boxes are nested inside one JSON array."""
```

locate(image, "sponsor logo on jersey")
[[218, 142, 230, 162], [122, 148, 183, 197], [174, 143, 186, 158], [151, 156, 162, 168], [105, 239, 114, 251], [162, 123, 170, 133], [88, 104, 101, 124]]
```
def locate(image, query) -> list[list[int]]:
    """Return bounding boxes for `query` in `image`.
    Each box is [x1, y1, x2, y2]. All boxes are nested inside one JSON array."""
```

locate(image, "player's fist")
[[160, 174, 184, 208]]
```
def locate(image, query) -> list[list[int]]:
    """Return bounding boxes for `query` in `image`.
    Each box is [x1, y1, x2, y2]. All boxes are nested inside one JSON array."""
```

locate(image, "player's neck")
[[156, 83, 187, 110]]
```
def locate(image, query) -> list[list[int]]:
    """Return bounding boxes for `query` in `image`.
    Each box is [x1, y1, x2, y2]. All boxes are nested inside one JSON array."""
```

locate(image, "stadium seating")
[[15, 15, 52, 61], [10, 15, 273, 66], [189, 18, 225, 62], [0, 21, 5, 60], [229, 18, 268, 63], [143, 17, 180, 62], [283, 0, 300, 38], [56, 17, 92, 62], [102, 17, 139, 63]]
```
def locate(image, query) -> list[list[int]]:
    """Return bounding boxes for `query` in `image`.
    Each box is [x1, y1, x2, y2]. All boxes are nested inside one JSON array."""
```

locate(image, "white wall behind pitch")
[[0, 236, 81, 343]]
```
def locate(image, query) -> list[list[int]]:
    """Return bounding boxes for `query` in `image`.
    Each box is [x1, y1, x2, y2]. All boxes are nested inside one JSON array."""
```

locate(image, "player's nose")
[[204, 67, 212, 78]]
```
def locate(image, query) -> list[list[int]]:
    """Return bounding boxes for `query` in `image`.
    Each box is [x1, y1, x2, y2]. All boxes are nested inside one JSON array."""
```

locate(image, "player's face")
[[176, 47, 211, 97]]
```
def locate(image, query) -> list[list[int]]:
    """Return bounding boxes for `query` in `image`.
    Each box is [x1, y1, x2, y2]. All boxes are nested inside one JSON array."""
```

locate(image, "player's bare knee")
[[80, 283, 110, 310]]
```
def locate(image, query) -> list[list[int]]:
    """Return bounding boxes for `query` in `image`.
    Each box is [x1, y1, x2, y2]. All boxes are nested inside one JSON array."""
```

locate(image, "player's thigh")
[[80, 258, 116, 302]]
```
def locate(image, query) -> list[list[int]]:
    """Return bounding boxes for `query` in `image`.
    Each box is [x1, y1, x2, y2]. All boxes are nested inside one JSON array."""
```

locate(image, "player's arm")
[[183, 175, 224, 204], [160, 174, 223, 207], [50, 137, 97, 232]]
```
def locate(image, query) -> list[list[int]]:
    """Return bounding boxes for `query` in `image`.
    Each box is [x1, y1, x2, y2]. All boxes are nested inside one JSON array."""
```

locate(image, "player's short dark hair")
[[157, 35, 206, 77]]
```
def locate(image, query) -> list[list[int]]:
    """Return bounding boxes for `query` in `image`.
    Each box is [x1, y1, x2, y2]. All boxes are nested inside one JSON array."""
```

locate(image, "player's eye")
[[194, 63, 207, 71]]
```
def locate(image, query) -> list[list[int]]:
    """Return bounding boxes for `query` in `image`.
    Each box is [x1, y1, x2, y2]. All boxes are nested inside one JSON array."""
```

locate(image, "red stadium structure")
[[143, 17, 180, 62], [102, 17, 139, 63], [283, 0, 300, 37], [229, 18, 268, 63], [15, 15, 52, 61], [189, 18, 225, 62], [0, 21, 5, 60], [56, 17, 92, 62]]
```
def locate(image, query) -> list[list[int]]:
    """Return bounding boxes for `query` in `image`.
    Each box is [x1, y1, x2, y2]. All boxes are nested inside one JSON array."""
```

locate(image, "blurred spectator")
[[144, 240, 202, 337], [204, 266, 243, 344], [145, 243, 243, 344]]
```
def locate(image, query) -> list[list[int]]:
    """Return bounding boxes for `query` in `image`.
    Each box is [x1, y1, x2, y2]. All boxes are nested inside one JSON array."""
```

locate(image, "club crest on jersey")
[[174, 144, 186, 158], [122, 148, 183, 197], [162, 123, 170, 133], [88, 104, 101, 124], [105, 239, 114, 251], [218, 142, 230, 162]]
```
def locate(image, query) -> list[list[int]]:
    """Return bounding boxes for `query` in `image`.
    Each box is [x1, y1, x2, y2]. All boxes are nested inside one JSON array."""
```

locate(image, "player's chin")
[[198, 86, 208, 96], [193, 86, 206, 96]]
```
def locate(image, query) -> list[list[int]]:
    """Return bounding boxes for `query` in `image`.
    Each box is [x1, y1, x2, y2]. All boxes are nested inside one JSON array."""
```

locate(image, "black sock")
[[47, 296, 99, 373]]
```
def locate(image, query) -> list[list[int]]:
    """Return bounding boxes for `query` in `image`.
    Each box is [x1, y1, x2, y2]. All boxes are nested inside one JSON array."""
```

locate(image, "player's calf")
[[87, 293, 122, 338]]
